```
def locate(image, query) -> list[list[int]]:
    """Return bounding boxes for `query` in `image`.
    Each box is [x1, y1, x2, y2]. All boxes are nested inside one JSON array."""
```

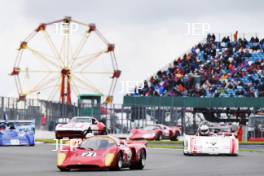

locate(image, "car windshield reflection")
[[70, 117, 92, 123], [80, 137, 116, 150], [143, 125, 159, 130]]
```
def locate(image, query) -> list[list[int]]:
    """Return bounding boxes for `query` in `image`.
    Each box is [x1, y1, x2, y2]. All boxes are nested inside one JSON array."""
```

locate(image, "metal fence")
[[1, 96, 263, 140], [0, 97, 185, 133], [0, 96, 78, 130], [106, 104, 184, 134]]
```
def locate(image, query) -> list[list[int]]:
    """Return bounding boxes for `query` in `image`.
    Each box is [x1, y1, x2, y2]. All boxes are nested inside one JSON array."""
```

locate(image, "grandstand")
[[131, 33, 264, 98]]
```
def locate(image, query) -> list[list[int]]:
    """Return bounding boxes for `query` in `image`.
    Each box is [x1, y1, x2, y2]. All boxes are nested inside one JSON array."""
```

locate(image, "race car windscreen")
[[143, 125, 160, 130], [14, 122, 33, 126], [79, 137, 116, 150], [70, 117, 92, 123]]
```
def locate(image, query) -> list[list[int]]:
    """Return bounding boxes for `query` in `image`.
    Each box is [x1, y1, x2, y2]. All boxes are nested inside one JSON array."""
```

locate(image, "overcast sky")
[[0, 0, 263, 103]]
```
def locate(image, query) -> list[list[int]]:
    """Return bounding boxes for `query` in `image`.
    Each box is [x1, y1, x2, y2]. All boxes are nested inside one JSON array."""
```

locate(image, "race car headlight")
[[104, 153, 115, 167], [57, 153, 67, 166]]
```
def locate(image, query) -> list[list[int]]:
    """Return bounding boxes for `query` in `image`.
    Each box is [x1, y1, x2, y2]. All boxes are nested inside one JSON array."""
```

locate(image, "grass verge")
[[36, 139, 263, 153], [36, 139, 57, 144], [36, 139, 264, 145]]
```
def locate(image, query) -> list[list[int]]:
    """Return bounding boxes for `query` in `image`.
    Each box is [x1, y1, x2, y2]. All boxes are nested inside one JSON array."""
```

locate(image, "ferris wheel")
[[10, 16, 121, 104]]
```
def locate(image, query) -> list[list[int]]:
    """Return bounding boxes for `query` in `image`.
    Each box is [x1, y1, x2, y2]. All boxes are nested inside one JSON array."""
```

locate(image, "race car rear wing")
[[0, 120, 35, 127], [0, 120, 35, 123]]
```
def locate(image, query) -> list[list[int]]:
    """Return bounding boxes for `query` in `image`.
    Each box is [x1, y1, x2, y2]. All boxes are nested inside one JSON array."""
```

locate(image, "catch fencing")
[[0, 96, 184, 133], [0, 96, 77, 130], [1, 96, 264, 139]]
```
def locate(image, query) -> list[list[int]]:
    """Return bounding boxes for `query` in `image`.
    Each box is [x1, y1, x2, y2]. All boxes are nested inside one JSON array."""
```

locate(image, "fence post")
[[181, 107, 185, 135], [126, 107, 129, 132], [121, 105, 124, 133], [1, 97, 4, 116]]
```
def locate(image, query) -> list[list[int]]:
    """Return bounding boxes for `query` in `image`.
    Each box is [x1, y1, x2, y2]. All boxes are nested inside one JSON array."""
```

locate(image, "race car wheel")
[[183, 151, 194, 156], [155, 133, 162, 141], [137, 149, 146, 169], [230, 154, 238, 157], [55, 133, 62, 140], [170, 136, 176, 141], [59, 167, 70, 172], [112, 152, 123, 170], [170, 131, 180, 141], [102, 127, 107, 135], [130, 149, 146, 170]]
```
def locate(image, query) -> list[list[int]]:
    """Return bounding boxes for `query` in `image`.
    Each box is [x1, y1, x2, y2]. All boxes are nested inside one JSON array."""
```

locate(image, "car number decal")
[[82, 151, 96, 157]]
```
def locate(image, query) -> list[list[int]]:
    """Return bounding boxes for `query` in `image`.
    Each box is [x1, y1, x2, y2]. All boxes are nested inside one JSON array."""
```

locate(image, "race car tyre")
[[55, 133, 62, 140], [170, 137, 176, 141], [103, 127, 107, 135], [130, 149, 146, 170], [183, 152, 192, 156], [170, 131, 180, 141], [99, 127, 107, 135], [112, 152, 123, 170], [155, 133, 162, 141], [58, 167, 70, 172], [230, 154, 238, 157]]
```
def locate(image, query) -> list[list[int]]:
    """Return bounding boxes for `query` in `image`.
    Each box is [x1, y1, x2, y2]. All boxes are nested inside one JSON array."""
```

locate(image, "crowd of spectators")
[[132, 32, 264, 97]]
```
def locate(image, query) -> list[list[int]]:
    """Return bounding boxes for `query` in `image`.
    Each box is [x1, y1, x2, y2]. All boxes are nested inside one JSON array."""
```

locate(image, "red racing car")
[[157, 124, 181, 141], [57, 135, 147, 171], [129, 124, 181, 141]]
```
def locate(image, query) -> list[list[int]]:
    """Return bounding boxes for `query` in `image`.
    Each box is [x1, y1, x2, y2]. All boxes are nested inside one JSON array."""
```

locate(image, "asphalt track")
[[0, 144, 263, 176]]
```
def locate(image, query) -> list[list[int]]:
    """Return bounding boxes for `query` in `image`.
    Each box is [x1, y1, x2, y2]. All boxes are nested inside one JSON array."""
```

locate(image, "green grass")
[[36, 139, 264, 145], [147, 140, 264, 145], [147, 145, 264, 153], [239, 141, 264, 145], [36, 139, 60, 144], [147, 145, 183, 149], [36, 139, 263, 153], [148, 140, 183, 145], [239, 149, 264, 153]]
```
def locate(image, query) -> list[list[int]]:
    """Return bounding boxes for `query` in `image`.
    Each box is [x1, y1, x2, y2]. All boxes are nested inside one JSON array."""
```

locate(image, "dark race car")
[[57, 135, 147, 171]]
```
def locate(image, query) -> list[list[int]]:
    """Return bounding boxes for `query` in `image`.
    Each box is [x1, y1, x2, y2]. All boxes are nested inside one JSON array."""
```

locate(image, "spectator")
[[132, 32, 264, 98]]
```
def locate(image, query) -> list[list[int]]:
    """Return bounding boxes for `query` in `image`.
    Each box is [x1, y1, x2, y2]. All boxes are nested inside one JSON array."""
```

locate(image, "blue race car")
[[0, 120, 35, 146]]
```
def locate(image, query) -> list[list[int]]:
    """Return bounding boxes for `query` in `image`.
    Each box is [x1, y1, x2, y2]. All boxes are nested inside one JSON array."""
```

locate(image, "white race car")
[[183, 123, 239, 156], [55, 116, 106, 139]]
